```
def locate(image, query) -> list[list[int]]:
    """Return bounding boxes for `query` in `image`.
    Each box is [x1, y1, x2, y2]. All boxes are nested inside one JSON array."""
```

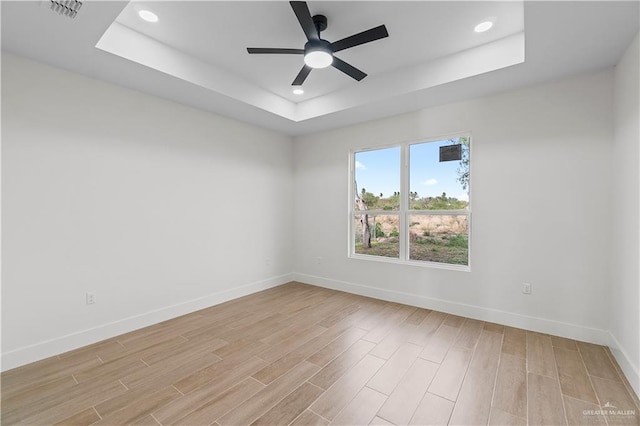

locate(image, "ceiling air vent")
[[50, 0, 82, 19]]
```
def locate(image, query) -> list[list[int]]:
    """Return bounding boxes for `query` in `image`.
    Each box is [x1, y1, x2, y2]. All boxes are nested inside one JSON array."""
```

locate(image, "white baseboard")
[[293, 272, 611, 346], [1, 273, 293, 372], [608, 332, 640, 399]]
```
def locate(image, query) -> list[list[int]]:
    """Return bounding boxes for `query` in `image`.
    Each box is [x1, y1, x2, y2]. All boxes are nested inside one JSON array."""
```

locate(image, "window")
[[350, 135, 471, 269]]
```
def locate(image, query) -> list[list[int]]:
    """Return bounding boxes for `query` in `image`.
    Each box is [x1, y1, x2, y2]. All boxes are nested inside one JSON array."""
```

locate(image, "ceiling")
[[1, 1, 638, 136]]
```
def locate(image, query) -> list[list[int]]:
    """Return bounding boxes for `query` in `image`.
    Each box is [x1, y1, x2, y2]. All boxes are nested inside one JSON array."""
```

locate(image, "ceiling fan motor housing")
[[304, 39, 332, 55], [312, 14, 327, 33]]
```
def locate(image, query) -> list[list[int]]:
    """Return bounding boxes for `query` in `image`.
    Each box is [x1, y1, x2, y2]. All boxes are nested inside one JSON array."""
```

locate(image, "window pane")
[[354, 147, 401, 211], [354, 214, 399, 258], [409, 137, 470, 210], [409, 214, 469, 265]]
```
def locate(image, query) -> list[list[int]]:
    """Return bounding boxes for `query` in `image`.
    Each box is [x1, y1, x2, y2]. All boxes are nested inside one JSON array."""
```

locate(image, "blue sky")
[[355, 139, 469, 201]]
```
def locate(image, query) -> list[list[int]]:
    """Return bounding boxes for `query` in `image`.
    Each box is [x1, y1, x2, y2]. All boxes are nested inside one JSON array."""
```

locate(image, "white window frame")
[[348, 133, 472, 271]]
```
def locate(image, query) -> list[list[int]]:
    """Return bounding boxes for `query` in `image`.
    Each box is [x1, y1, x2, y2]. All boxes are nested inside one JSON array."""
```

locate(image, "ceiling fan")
[[247, 1, 389, 86]]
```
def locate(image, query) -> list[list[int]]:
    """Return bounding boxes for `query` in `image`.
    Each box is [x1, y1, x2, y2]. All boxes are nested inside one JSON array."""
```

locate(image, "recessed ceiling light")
[[474, 20, 493, 33], [138, 10, 159, 23], [293, 88, 304, 95]]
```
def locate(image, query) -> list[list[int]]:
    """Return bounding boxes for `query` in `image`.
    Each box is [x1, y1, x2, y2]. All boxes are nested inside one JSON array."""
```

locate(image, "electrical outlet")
[[86, 292, 96, 305], [316, 257, 323, 265], [522, 283, 532, 295], [265, 258, 271, 266]]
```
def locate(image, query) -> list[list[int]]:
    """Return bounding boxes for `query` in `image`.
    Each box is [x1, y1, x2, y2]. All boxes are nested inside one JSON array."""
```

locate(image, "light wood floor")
[[2, 282, 638, 426]]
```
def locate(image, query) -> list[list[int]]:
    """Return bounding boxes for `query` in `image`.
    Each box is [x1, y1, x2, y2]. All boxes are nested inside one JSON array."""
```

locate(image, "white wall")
[[293, 70, 614, 344], [611, 33, 639, 396], [1, 53, 294, 370]]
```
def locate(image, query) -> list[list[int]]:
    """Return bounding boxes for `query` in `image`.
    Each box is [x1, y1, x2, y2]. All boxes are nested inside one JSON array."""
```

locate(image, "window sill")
[[348, 253, 471, 272]]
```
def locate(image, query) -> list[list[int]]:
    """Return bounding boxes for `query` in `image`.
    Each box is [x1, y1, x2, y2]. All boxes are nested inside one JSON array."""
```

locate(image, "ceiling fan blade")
[[331, 25, 389, 53], [247, 48, 304, 54], [331, 57, 367, 81], [292, 65, 312, 86], [290, 1, 319, 41]]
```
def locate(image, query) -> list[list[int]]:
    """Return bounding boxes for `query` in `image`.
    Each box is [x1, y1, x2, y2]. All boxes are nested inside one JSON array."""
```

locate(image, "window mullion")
[[399, 144, 409, 261]]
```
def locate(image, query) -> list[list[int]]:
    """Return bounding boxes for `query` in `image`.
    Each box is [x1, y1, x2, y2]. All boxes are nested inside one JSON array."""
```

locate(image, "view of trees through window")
[[352, 136, 470, 266]]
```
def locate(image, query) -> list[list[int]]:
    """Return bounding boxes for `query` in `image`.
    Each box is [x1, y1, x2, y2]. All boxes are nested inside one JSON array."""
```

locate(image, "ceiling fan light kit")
[[304, 40, 333, 69], [247, 1, 389, 86]]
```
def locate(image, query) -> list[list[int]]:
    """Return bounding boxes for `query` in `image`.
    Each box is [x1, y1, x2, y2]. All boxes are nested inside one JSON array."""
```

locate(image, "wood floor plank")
[[551, 336, 579, 351], [331, 386, 387, 426], [52, 407, 101, 426], [357, 303, 404, 332], [427, 347, 473, 402], [258, 313, 320, 346], [1, 375, 78, 413], [370, 416, 394, 425], [527, 331, 557, 378], [443, 314, 465, 328], [253, 325, 359, 385], [278, 292, 332, 317], [212, 338, 270, 361], [578, 342, 623, 382], [141, 336, 227, 365], [409, 392, 454, 426], [316, 303, 361, 329], [215, 313, 289, 344], [452, 318, 484, 351], [367, 342, 422, 395], [527, 373, 567, 426], [291, 409, 329, 426], [74, 357, 147, 384], [169, 377, 265, 426], [362, 305, 417, 344], [152, 356, 268, 424], [180, 311, 255, 341], [57, 340, 126, 364], [251, 382, 324, 426], [492, 353, 527, 419], [1, 356, 102, 397], [92, 386, 181, 426], [308, 339, 376, 390], [448, 330, 502, 426], [377, 358, 439, 425], [306, 327, 367, 367], [605, 347, 640, 411], [99, 335, 187, 364], [562, 395, 606, 425], [554, 346, 599, 404], [404, 308, 431, 326], [124, 351, 221, 390], [483, 321, 505, 334], [407, 311, 447, 346], [131, 414, 161, 426], [226, 311, 277, 330], [419, 324, 461, 364], [118, 315, 210, 350], [488, 408, 526, 426], [502, 326, 526, 359], [590, 376, 640, 425], [310, 355, 385, 420], [217, 361, 320, 426], [10, 380, 127, 425], [369, 323, 413, 360], [258, 325, 327, 363]]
